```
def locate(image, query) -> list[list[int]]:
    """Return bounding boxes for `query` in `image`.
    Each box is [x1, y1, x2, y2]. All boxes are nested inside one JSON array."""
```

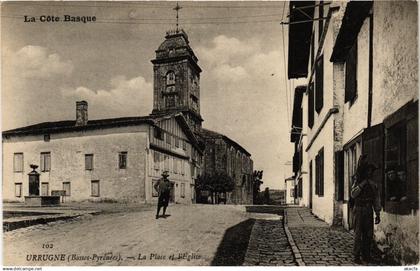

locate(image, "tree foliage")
[[196, 172, 235, 193]]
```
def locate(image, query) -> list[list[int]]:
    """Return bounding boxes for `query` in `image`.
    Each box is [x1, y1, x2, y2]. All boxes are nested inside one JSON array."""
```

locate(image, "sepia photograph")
[[1, 0, 419, 269]]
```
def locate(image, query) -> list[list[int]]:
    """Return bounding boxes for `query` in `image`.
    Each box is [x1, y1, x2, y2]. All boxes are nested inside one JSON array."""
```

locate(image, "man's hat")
[[162, 171, 169, 177]]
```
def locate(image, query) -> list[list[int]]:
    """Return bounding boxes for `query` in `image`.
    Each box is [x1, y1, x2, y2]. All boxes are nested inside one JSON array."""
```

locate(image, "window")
[[344, 140, 361, 202], [315, 148, 324, 196], [315, 54, 324, 113], [182, 140, 187, 151], [309, 160, 313, 201], [63, 182, 71, 196], [13, 153, 23, 172], [164, 155, 169, 171], [152, 180, 159, 197], [40, 152, 51, 172], [181, 183, 185, 198], [166, 85, 176, 93], [190, 95, 199, 111], [181, 160, 185, 175], [154, 127, 163, 140], [119, 152, 127, 169], [85, 154, 94, 170], [298, 178, 303, 198], [380, 101, 419, 214], [166, 71, 175, 85], [165, 95, 177, 108], [91, 180, 100, 197], [166, 133, 171, 145], [153, 151, 160, 170], [15, 183, 22, 197], [175, 137, 180, 148], [345, 41, 358, 103], [44, 134, 50, 142], [41, 183, 49, 196], [308, 83, 314, 128], [290, 188, 294, 198], [174, 158, 178, 174], [170, 157, 174, 173]]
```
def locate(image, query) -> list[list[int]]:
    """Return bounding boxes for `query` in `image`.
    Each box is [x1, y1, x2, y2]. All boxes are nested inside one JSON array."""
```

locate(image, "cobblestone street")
[[244, 219, 296, 266], [286, 207, 386, 266], [4, 204, 387, 266]]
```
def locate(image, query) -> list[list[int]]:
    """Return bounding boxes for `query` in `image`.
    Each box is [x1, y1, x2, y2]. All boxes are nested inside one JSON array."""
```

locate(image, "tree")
[[196, 172, 235, 204]]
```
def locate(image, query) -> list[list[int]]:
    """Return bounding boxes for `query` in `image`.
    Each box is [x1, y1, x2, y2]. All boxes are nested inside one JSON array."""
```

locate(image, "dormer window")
[[166, 71, 175, 86]]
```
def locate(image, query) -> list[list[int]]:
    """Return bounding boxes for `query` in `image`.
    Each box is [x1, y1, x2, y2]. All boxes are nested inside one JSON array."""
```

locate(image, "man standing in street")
[[154, 171, 172, 219], [351, 155, 381, 264]]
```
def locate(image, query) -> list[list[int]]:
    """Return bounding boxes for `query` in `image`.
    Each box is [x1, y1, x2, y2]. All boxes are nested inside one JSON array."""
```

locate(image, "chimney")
[[75, 101, 88, 126]]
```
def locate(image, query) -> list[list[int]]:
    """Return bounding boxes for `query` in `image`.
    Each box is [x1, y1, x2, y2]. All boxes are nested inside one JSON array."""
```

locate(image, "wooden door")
[[170, 182, 175, 202], [29, 174, 40, 196], [309, 160, 313, 209]]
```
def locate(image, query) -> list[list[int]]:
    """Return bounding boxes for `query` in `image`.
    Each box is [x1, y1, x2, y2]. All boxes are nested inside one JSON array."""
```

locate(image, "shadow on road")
[[245, 205, 284, 215], [211, 219, 256, 266]]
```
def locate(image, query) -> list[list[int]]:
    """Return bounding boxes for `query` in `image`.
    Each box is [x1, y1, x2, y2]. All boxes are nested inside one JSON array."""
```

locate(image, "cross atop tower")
[[173, 2, 182, 32]]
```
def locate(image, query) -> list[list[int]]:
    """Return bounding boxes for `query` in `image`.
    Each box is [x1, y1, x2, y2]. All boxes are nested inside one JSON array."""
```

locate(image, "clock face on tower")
[[166, 85, 176, 93]]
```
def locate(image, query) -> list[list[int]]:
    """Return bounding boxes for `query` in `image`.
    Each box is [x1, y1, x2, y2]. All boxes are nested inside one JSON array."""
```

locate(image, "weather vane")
[[173, 2, 182, 32]]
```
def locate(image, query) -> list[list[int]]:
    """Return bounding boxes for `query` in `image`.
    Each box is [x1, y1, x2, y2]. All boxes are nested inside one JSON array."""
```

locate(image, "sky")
[[1, 1, 298, 190]]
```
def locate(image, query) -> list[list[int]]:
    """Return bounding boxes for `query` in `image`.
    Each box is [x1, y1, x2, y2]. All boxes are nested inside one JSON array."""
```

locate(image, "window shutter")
[[345, 42, 358, 103], [318, 1, 324, 41], [320, 149, 324, 196], [311, 31, 315, 70], [46, 153, 51, 171], [85, 154, 93, 170], [40, 154, 44, 171], [308, 83, 314, 128], [315, 55, 324, 113], [406, 108, 418, 209], [335, 150, 344, 201]]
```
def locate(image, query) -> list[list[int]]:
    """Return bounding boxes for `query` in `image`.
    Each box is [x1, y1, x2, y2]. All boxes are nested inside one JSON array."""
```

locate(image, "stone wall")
[[201, 135, 253, 205]]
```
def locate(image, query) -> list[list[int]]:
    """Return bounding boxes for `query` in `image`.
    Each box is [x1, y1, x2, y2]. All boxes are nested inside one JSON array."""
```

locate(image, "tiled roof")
[[200, 128, 251, 156], [2, 116, 154, 136]]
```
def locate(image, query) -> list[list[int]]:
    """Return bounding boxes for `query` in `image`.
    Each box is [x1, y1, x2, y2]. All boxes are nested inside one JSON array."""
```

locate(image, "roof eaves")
[[330, 1, 373, 62]]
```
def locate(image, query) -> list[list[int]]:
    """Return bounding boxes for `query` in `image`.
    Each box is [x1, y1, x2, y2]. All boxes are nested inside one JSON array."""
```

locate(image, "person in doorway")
[[154, 171, 172, 219], [351, 155, 381, 264]]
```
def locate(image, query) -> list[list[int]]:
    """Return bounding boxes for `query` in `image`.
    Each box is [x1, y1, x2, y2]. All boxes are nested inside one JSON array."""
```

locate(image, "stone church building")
[[2, 29, 253, 204]]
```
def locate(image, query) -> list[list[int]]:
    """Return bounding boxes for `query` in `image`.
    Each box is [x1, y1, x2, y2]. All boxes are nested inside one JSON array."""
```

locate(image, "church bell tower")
[[150, 28, 203, 132]]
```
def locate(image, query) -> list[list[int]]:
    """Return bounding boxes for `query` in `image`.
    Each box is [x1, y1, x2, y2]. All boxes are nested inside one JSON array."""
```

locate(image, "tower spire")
[[173, 2, 182, 32]]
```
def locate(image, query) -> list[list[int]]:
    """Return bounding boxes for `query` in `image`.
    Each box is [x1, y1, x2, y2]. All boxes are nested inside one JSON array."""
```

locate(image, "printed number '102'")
[[43, 244, 53, 249]]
